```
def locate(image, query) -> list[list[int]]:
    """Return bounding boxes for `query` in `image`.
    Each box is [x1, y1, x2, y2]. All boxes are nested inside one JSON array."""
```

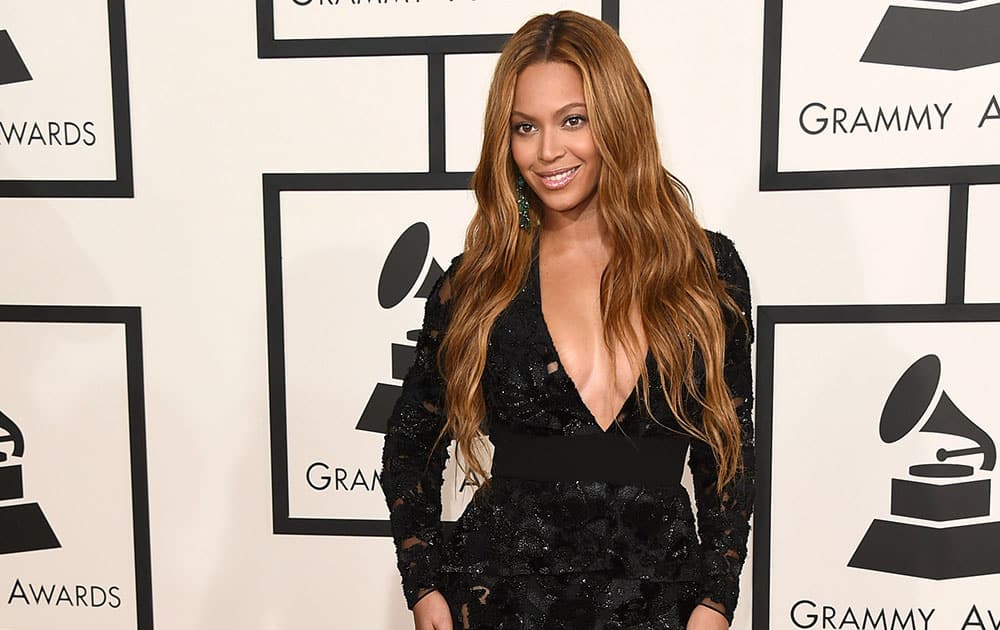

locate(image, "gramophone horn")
[[880, 355, 940, 444], [377, 222, 444, 308], [378, 222, 430, 309], [921, 391, 996, 471]]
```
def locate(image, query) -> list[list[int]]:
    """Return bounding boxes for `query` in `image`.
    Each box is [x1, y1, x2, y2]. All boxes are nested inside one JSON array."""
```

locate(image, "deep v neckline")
[[531, 237, 650, 433]]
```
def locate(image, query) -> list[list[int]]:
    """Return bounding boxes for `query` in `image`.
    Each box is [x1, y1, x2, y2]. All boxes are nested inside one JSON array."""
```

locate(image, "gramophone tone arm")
[[920, 392, 996, 471], [936, 446, 991, 467]]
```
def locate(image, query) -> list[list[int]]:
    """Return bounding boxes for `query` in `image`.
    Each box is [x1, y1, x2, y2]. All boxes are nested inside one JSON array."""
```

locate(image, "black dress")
[[381, 230, 754, 629]]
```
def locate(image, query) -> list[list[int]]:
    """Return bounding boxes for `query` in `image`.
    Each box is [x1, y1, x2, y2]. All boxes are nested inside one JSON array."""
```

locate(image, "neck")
[[539, 201, 610, 257]]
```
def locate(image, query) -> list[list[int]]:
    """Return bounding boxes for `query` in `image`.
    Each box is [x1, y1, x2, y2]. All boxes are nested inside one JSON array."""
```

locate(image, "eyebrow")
[[510, 102, 587, 120]]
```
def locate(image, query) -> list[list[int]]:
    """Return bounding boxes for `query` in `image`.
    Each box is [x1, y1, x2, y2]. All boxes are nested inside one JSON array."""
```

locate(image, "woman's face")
[[510, 61, 602, 221]]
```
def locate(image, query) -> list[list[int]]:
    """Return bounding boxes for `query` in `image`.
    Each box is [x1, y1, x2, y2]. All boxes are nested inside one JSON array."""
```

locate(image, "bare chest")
[[539, 254, 647, 430]]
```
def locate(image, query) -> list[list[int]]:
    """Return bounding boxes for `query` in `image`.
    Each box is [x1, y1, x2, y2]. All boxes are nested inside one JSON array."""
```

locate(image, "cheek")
[[570, 134, 600, 162], [510, 138, 533, 172], [568, 136, 601, 180]]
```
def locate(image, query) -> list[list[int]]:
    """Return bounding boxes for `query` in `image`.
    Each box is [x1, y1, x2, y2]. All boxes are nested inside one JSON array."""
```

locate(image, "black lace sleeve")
[[688, 232, 755, 624], [380, 255, 460, 610]]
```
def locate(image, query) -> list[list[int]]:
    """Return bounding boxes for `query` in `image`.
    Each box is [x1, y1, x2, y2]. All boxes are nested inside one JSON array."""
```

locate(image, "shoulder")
[[435, 252, 465, 284], [703, 230, 754, 343], [428, 252, 465, 307], [440, 252, 464, 287], [703, 229, 749, 289]]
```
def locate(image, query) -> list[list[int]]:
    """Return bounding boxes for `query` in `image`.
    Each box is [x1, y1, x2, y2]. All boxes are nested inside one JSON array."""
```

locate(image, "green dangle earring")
[[516, 174, 532, 230]]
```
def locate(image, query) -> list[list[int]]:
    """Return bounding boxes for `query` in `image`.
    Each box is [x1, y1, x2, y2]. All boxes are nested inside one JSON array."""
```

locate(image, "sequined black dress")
[[381, 231, 754, 629]]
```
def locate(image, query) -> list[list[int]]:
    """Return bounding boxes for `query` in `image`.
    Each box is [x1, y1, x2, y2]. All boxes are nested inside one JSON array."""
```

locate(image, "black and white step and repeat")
[[756, 1, 1000, 629], [1, 1, 998, 628]]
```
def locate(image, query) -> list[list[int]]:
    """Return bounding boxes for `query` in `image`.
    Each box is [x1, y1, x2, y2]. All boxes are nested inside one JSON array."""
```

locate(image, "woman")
[[381, 11, 753, 630]]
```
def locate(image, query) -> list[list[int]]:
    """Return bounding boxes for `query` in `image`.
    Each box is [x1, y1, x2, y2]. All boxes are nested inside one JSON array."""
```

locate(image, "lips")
[[537, 165, 580, 190]]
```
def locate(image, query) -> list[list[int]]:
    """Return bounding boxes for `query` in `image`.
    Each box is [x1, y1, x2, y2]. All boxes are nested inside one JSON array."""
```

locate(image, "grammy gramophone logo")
[[0, 29, 32, 86], [0, 408, 61, 555], [355, 222, 444, 434], [862, 0, 1000, 70], [849, 354, 1000, 579]]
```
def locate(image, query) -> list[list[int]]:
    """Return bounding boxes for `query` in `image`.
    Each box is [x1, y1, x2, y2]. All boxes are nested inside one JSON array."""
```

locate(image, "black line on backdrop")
[[946, 184, 970, 305], [265, 171, 472, 191], [0, 305, 152, 630], [280, 518, 390, 538], [262, 34, 513, 58], [602, 0, 621, 30], [760, 0, 782, 191], [0, 305, 139, 322], [124, 308, 153, 630], [278, 518, 460, 538], [759, 0, 782, 194], [108, 0, 134, 198], [256, 1, 621, 58], [752, 302, 1000, 324], [762, 165, 1000, 191], [751, 305, 775, 630], [263, 178, 291, 534], [429, 53, 446, 174], [255, 0, 275, 58]]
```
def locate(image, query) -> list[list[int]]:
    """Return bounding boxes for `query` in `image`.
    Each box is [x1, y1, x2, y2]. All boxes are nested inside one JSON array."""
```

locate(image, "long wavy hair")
[[436, 11, 747, 493]]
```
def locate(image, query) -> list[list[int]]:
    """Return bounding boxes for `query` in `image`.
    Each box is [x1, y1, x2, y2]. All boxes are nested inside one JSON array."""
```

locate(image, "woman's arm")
[[380, 255, 461, 610], [688, 232, 755, 625]]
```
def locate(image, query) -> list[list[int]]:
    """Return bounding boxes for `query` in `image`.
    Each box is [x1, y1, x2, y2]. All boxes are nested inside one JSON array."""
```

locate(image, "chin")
[[536, 190, 598, 215]]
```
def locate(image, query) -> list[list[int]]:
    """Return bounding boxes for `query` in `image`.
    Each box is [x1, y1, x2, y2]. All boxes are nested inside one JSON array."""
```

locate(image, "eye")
[[564, 114, 587, 128], [511, 121, 536, 135]]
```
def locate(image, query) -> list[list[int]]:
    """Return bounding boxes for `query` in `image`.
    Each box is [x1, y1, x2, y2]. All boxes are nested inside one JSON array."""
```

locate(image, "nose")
[[538, 129, 564, 163]]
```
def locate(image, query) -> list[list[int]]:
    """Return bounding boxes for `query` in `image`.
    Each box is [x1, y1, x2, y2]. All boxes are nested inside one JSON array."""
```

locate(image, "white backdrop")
[[1, 1, 999, 629]]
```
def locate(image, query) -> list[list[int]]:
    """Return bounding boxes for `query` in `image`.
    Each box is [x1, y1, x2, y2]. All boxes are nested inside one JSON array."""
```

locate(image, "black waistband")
[[489, 425, 689, 486]]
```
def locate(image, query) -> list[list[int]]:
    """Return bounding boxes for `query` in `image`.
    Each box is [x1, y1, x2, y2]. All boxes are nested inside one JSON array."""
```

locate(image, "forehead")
[[512, 62, 586, 116]]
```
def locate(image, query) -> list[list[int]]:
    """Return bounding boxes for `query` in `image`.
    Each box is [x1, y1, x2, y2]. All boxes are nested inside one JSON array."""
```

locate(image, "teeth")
[[541, 166, 579, 185]]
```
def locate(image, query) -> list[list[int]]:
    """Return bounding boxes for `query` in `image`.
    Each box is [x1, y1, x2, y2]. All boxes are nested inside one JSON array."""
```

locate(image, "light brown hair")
[[437, 11, 747, 493]]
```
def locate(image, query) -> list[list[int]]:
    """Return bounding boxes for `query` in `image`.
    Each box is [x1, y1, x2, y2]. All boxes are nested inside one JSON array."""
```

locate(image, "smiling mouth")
[[538, 165, 580, 190]]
